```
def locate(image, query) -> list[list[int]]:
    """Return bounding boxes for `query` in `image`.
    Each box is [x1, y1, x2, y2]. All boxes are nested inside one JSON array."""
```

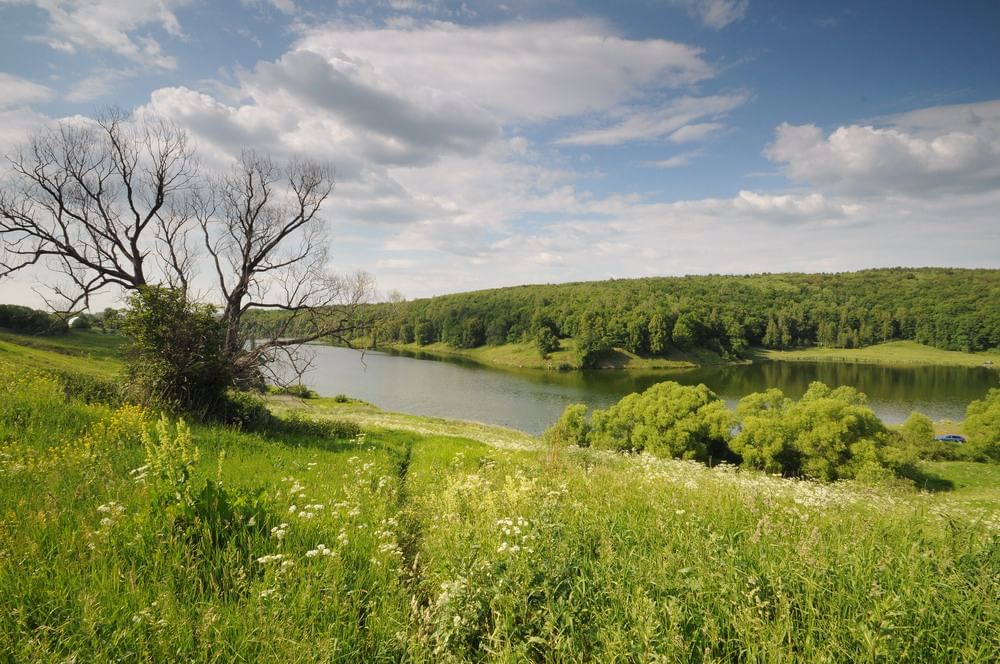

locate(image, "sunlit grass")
[[759, 340, 999, 368], [1, 338, 998, 661]]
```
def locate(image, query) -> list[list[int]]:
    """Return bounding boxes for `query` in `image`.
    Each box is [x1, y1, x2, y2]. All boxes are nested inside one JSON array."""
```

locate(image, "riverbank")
[[381, 339, 723, 371], [756, 340, 999, 368], [267, 393, 538, 451], [377, 338, 996, 372]]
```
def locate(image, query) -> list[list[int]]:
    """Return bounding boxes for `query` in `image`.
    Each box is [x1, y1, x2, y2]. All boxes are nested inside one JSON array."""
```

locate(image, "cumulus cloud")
[[765, 99, 1000, 196], [249, 49, 499, 160], [556, 94, 746, 146], [4, 0, 190, 69], [0, 72, 54, 108], [294, 19, 713, 121]]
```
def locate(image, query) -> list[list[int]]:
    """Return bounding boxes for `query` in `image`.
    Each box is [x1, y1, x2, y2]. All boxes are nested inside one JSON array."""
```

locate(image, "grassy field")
[[1, 334, 998, 661], [381, 338, 998, 374], [383, 339, 715, 371], [758, 340, 1000, 368], [0, 329, 124, 377]]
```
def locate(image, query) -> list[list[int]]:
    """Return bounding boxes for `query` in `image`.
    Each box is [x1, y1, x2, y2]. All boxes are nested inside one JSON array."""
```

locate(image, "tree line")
[[325, 268, 998, 366], [545, 382, 1000, 483]]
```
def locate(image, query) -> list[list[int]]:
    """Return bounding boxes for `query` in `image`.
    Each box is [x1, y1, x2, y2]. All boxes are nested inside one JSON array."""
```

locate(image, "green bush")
[[962, 388, 1000, 462], [543, 403, 590, 448], [589, 382, 734, 462], [731, 382, 895, 481], [271, 384, 318, 399], [221, 390, 273, 429], [120, 286, 232, 418]]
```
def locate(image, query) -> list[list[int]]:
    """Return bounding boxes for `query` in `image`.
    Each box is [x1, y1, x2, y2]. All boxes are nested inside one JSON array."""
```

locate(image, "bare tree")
[[0, 113, 375, 391], [0, 110, 197, 313], [193, 150, 375, 388]]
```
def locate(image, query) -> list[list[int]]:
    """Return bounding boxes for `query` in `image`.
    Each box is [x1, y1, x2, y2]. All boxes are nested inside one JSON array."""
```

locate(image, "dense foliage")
[[120, 287, 233, 418], [964, 388, 1000, 462], [588, 382, 734, 462], [346, 268, 1000, 360], [731, 383, 894, 481], [0, 303, 67, 335], [548, 379, 996, 481]]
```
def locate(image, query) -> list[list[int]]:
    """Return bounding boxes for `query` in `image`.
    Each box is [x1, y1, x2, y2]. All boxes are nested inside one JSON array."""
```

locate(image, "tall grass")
[[1, 355, 997, 661]]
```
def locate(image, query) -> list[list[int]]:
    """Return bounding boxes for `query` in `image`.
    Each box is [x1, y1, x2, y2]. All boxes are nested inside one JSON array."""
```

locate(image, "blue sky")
[[1, 0, 999, 306]]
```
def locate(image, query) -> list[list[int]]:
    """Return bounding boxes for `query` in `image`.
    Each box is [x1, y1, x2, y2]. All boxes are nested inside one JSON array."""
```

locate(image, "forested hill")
[[254, 268, 1000, 367]]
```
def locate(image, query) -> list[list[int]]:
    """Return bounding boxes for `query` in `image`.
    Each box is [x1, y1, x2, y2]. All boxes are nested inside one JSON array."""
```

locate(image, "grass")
[[758, 340, 1000, 368], [383, 339, 709, 371], [383, 338, 998, 373], [1, 332, 998, 661], [0, 329, 124, 377]]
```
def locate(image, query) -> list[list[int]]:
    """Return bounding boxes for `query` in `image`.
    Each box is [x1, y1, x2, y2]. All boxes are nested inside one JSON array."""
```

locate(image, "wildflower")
[[256, 554, 285, 564]]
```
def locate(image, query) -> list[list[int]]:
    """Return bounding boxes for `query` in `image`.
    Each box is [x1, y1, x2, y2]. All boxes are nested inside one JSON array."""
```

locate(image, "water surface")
[[294, 346, 998, 435]]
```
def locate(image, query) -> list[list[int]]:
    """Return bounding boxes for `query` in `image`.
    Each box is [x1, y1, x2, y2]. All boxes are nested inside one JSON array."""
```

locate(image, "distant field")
[[0, 330, 124, 377], [758, 340, 999, 368], [385, 339, 716, 371]]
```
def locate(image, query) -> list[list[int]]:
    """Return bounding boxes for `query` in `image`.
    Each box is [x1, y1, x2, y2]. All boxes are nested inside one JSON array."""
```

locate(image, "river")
[[290, 346, 999, 435]]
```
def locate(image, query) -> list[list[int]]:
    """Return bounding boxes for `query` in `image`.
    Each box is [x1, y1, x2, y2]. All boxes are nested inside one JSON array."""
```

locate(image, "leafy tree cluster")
[[546, 379, 997, 483], [963, 388, 1000, 462], [360, 269, 999, 361], [0, 304, 68, 335], [120, 287, 233, 418]]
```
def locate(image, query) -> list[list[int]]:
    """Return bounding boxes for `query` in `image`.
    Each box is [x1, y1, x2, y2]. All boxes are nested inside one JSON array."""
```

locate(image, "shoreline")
[[358, 339, 998, 373]]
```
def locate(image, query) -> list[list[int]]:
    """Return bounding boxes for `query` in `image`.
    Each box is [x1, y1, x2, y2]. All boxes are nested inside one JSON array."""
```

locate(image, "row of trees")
[[545, 382, 1000, 482], [0, 304, 68, 335], [0, 113, 372, 416], [350, 269, 999, 365]]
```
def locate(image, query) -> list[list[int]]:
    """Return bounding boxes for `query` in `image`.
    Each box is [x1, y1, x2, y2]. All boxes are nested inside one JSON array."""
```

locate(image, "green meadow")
[[1, 331, 998, 662]]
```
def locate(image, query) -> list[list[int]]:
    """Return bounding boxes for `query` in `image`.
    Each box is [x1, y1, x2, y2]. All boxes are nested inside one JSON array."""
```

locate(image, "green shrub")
[[962, 388, 1000, 462], [272, 384, 318, 399], [221, 390, 273, 429], [589, 382, 734, 462], [334, 393, 349, 403], [120, 286, 232, 418], [731, 382, 895, 481], [543, 403, 590, 448]]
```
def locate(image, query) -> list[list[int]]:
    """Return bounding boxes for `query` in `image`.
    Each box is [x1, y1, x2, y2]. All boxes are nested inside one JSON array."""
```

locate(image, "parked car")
[[935, 434, 966, 443]]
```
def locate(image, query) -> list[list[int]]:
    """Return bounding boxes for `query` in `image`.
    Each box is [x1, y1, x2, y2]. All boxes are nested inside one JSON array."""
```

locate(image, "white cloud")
[[668, 0, 750, 30], [765, 100, 1000, 196], [0, 72, 54, 108], [294, 19, 713, 121], [643, 151, 701, 168], [4, 0, 191, 69], [555, 94, 746, 146], [64, 69, 130, 102], [669, 121, 725, 143]]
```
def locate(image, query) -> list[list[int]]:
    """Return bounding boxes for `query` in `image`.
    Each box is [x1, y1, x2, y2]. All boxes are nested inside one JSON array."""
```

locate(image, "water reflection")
[[294, 346, 998, 435]]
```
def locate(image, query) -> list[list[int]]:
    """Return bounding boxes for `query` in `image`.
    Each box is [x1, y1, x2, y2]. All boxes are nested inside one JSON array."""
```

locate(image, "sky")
[[0, 0, 999, 307]]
